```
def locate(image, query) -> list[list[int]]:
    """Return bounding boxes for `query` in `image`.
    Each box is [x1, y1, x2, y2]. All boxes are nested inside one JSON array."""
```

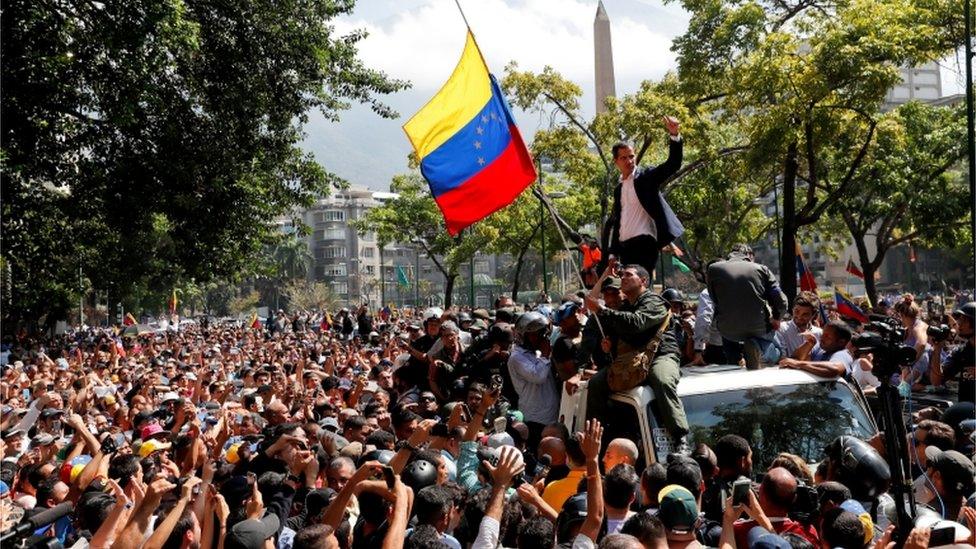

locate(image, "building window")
[[323, 210, 345, 222], [361, 232, 375, 242], [475, 260, 490, 275], [321, 228, 345, 240], [364, 265, 376, 275], [324, 246, 346, 259], [330, 281, 348, 294], [324, 263, 347, 277], [362, 247, 375, 258]]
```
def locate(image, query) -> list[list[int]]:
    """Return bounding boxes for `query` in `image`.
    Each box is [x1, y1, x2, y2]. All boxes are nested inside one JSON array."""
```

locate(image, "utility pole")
[[964, 0, 975, 259], [78, 267, 84, 327]]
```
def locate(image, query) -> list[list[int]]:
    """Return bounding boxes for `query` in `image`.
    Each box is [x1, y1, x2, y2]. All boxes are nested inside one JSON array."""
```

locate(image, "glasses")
[[420, 395, 437, 402]]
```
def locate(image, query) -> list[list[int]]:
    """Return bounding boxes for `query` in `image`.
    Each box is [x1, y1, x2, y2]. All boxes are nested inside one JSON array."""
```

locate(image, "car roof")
[[677, 365, 840, 396], [614, 366, 844, 403]]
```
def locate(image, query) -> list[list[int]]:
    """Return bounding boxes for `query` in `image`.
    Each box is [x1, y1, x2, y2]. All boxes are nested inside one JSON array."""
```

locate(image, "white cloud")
[[333, 0, 682, 113], [307, 0, 688, 189]]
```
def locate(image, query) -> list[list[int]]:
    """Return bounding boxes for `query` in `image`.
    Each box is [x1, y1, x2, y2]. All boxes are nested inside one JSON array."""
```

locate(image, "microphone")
[[0, 502, 74, 542]]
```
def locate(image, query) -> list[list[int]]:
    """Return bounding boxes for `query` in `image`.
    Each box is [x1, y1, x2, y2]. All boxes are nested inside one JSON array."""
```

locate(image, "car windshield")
[[681, 380, 875, 473]]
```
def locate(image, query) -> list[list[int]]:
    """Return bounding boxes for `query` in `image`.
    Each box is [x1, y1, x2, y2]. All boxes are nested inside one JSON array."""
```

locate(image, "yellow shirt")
[[542, 468, 587, 512]]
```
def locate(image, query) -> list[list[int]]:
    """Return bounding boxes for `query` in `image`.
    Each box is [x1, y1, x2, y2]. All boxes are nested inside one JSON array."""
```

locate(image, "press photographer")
[[930, 302, 975, 404]]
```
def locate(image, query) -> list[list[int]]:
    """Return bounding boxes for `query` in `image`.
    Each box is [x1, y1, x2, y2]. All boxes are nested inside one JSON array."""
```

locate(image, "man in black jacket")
[[603, 116, 684, 277]]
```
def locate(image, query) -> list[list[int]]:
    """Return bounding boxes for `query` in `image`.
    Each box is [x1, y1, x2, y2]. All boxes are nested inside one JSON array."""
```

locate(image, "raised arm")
[[577, 419, 605, 543]]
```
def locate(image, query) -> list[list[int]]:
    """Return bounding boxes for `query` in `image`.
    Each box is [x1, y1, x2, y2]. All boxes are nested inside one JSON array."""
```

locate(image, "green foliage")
[[1, 0, 408, 330], [667, 0, 967, 297], [282, 278, 339, 311], [829, 100, 970, 302], [352, 173, 491, 307]]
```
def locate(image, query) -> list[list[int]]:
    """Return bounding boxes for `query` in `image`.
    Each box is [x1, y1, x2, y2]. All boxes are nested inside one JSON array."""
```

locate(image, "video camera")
[[851, 315, 916, 378], [925, 324, 953, 343]]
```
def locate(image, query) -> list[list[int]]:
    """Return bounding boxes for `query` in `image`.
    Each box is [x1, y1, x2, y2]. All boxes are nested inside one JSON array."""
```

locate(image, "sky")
[[301, 0, 968, 191]]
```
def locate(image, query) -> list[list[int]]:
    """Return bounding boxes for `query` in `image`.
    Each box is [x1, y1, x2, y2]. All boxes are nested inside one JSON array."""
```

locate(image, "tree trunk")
[[780, 143, 800, 304], [511, 246, 531, 302], [443, 274, 457, 308]]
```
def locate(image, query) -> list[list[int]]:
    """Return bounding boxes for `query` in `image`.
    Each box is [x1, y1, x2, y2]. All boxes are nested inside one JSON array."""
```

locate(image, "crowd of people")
[[0, 254, 973, 549]]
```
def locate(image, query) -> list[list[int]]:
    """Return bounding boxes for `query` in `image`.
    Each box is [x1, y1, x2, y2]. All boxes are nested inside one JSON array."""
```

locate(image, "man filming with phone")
[[930, 301, 975, 404]]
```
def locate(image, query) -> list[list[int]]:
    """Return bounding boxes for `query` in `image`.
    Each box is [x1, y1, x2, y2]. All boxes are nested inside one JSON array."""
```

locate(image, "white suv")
[[559, 365, 878, 471]]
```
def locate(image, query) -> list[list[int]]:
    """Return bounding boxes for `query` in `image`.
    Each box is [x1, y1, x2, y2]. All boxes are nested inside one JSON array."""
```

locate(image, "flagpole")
[[453, 0, 491, 69]]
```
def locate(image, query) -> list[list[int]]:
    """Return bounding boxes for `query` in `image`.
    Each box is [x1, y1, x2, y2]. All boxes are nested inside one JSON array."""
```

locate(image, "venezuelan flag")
[[403, 32, 537, 235], [834, 287, 869, 323], [795, 243, 817, 292]]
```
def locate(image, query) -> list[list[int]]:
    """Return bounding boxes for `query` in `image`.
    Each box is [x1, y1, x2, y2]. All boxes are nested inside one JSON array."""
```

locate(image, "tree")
[[1, 0, 408, 330], [228, 290, 260, 316], [830, 101, 970, 304], [282, 279, 339, 311], [669, 0, 967, 300], [352, 174, 491, 308], [273, 236, 313, 280], [502, 66, 769, 283]]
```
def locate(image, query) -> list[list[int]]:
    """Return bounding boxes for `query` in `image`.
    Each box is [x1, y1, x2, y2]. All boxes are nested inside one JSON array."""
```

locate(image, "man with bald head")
[[732, 467, 821, 547], [537, 436, 569, 483], [604, 438, 639, 471]]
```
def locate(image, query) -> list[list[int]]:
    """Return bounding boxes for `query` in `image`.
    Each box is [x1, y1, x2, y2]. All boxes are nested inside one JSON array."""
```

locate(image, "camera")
[[925, 324, 953, 343], [789, 482, 819, 526], [489, 373, 504, 393], [851, 315, 917, 378]]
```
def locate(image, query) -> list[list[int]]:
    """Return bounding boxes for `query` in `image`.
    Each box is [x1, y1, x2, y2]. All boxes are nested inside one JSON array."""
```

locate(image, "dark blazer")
[[603, 137, 684, 255]]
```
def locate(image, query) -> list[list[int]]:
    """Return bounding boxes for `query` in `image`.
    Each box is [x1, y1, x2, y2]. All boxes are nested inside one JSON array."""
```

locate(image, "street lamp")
[[539, 190, 567, 296]]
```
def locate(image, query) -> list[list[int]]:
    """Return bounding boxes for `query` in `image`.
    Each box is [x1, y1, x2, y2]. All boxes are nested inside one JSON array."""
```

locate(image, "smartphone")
[[732, 478, 751, 506], [929, 526, 955, 547], [381, 465, 396, 490]]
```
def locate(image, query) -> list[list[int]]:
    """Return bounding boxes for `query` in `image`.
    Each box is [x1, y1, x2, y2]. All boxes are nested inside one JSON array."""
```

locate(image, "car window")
[[681, 381, 875, 472]]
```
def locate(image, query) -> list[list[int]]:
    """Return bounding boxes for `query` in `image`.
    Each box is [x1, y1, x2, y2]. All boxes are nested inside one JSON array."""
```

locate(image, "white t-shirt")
[[618, 172, 656, 242]]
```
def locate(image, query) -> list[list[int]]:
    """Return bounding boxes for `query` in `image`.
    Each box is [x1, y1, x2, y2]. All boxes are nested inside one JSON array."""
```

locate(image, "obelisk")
[[594, 0, 617, 114]]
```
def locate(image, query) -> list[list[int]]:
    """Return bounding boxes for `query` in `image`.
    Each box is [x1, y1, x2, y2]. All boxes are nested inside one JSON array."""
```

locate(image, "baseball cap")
[[30, 433, 56, 449], [924, 448, 976, 493], [140, 423, 172, 441], [838, 499, 875, 546], [472, 308, 492, 320], [746, 526, 791, 549], [0, 480, 9, 497], [601, 277, 622, 291], [159, 392, 181, 403], [305, 488, 337, 519], [553, 302, 581, 325], [40, 408, 64, 419], [139, 438, 172, 458], [224, 513, 281, 549], [319, 417, 340, 432], [657, 484, 698, 532]]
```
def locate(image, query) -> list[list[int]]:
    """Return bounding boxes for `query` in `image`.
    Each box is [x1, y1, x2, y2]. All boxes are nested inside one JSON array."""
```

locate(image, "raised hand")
[[484, 446, 525, 488], [578, 419, 603, 463], [663, 115, 680, 136]]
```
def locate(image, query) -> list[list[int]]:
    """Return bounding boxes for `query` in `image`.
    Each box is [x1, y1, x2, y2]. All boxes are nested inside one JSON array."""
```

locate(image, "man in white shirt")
[[775, 291, 823, 358], [507, 312, 559, 450], [603, 117, 684, 276]]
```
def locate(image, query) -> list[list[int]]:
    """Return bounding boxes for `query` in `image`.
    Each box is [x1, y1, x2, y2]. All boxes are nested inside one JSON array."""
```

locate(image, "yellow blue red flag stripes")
[[403, 32, 536, 235]]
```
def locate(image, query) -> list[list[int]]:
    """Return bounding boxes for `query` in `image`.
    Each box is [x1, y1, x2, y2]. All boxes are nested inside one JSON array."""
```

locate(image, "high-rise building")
[[594, 1, 617, 114], [884, 61, 943, 108]]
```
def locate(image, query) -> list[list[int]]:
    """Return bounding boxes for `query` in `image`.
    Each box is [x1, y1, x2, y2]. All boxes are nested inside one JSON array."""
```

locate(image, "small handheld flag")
[[845, 259, 865, 279], [795, 243, 817, 292], [834, 287, 869, 323], [403, 32, 537, 235], [168, 290, 178, 315], [123, 313, 137, 327], [250, 312, 261, 330]]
